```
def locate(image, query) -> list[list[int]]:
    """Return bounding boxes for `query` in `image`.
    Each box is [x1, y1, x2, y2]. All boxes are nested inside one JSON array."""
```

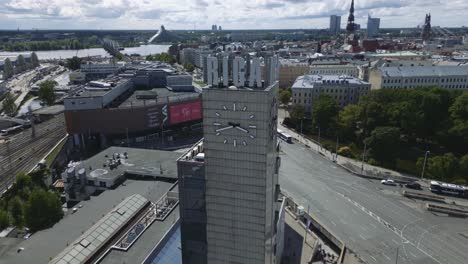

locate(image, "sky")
[[0, 0, 467, 30]]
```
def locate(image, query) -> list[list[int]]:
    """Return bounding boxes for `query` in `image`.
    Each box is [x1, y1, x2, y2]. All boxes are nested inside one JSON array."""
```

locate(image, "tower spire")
[[346, 0, 356, 33]]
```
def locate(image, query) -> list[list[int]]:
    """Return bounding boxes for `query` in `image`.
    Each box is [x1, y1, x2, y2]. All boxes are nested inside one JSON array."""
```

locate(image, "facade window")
[[99, 181, 106, 188]]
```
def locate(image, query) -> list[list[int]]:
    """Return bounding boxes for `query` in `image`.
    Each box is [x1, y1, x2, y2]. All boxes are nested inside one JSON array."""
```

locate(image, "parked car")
[[405, 182, 422, 190], [381, 179, 397, 186]]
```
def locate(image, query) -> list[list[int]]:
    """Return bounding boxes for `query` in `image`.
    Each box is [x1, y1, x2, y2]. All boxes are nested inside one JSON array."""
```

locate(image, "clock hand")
[[235, 126, 249, 133], [216, 126, 234, 133]]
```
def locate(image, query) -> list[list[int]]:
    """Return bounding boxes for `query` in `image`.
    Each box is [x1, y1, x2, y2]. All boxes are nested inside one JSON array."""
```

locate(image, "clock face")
[[213, 103, 257, 147]]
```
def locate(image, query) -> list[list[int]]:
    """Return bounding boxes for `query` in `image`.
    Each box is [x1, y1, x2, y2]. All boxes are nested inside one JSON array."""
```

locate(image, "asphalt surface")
[[279, 140, 468, 264]]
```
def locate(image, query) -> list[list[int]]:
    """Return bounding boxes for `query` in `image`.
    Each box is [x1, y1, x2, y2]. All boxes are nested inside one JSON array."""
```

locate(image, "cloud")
[[0, 0, 466, 29]]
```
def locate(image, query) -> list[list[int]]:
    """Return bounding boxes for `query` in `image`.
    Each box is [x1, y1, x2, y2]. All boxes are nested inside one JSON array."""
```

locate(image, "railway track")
[[0, 115, 67, 194]]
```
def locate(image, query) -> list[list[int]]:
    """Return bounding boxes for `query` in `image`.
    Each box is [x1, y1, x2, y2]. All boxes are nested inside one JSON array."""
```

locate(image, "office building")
[[178, 56, 285, 264], [369, 66, 468, 90], [329, 15, 341, 35], [292, 75, 370, 112], [367, 15, 380, 38], [310, 64, 360, 78]]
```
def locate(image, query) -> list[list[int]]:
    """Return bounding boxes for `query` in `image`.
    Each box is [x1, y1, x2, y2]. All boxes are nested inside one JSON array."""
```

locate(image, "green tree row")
[[0, 170, 63, 231], [0, 39, 93, 52], [146, 53, 176, 64], [287, 87, 468, 184]]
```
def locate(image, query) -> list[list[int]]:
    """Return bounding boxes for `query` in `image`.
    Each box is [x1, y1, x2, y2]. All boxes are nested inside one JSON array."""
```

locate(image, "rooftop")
[[292, 75, 370, 89], [50, 194, 150, 264], [379, 65, 468, 77], [0, 180, 176, 264], [65, 146, 181, 182], [118, 88, 199, 109]]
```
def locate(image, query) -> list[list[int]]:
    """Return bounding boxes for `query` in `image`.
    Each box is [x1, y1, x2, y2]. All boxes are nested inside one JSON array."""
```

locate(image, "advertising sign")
[[169, 100, 202, 125]]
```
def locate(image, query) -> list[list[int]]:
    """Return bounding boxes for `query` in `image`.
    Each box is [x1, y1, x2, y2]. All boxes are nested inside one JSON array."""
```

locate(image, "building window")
[[99, 181, 106, 188]]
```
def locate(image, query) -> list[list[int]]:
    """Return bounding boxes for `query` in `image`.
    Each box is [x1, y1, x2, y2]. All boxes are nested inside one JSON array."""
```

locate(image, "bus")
[[277, 129, 293, 143], [430, 181, 467, 198]]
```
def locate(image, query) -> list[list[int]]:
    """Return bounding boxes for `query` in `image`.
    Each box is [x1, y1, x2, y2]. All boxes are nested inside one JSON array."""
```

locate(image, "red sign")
[[169, 101, 202, 125]]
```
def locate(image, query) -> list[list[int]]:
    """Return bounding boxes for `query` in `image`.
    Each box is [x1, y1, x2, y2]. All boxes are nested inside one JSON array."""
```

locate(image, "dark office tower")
[[421, 14, 432, 41], [346, 0, 356, 33]]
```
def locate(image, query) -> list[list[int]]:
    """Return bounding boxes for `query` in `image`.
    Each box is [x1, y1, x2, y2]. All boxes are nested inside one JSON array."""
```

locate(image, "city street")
[[279, 140, 468, 264]]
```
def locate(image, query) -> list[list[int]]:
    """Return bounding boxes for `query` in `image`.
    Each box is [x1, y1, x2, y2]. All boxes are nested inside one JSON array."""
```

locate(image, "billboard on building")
[[169, 100, 202, 125]]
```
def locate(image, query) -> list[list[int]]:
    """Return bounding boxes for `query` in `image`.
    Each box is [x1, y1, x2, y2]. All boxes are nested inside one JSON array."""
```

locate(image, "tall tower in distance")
[[329, 15, 341, 36], [421, 13, 432, 41], [346, 0, 357, 33]]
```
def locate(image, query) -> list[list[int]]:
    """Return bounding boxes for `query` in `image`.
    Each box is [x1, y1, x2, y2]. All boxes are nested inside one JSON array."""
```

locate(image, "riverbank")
[[0, 44, 170, 60]]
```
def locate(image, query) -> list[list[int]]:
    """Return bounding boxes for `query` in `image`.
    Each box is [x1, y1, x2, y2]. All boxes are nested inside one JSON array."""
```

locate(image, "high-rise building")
[[178, 55, 285, 264], [329, 15, 341, 35], [367, 15, 380, 38]]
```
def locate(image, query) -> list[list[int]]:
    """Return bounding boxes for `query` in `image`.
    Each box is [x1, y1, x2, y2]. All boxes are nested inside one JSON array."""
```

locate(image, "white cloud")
[[0, 0, 466, 29]]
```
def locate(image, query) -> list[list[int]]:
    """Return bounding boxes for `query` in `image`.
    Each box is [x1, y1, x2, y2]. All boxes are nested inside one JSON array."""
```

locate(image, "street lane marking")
[[370, 256, 377, 262], [335, 191, 443, 264], [330, 220, 336, 226], [359, 234, 366, 240], [370, 223, 377, 229], [392, 239, 399, 245], [383, 253, 391, 261], [409, 251, 418, 258]]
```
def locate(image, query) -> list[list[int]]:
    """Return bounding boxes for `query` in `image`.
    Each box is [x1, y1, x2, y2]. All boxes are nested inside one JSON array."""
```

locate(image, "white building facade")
[[369, 66, 468, 90], [292, 75, 370, 112]]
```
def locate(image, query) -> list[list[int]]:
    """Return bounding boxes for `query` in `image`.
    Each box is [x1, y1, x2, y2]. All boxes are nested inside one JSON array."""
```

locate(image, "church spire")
[[346, 0, 356, 33]]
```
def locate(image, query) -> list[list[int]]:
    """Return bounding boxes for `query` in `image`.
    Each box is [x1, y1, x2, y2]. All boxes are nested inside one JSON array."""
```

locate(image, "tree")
[[38, 80, 57, 105], [338, 104, 361, 140], [458, 155, 468, 181], [0, 210, 9, 229], [16, 55, 26, 73], [290, 104, 305, 122], [31, 52, 40, 68], [2, 93, 17, 117], [184, 63, 195, 73], [3, 58, 14, 79], [24, 189, 63, 231], [312, 94, 338, 134], [364, 126, 401, 164], [65, 56, 82, 70], [424, 153, 458, 181], [448, 91, 468, 152], [9, 196, 24, 227], [279, 89, 292, 106]]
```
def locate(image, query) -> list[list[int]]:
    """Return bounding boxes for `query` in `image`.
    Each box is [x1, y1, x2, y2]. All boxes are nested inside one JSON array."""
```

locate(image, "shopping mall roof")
[[50, 194, 150, 264]]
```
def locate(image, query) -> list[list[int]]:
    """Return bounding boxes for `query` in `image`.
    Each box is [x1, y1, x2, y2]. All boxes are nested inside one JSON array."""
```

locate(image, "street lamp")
[[421, 151, 430, 179], [361, 142, 367, 173], [316, 125, 321, 153]]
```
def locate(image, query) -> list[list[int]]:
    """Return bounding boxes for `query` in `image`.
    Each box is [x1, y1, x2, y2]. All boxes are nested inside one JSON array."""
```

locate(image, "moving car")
[[381, 179, 397, 186], [405, 182, 422, 190]]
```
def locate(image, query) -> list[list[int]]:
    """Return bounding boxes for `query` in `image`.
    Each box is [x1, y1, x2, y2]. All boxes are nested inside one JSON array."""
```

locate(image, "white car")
[[381, 179, 397, 186]]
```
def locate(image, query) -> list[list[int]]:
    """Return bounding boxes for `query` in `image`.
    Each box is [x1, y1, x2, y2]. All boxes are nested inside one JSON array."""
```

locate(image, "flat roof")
[[379, 65, 468, 77], [33, 105, 65, 115], [292, 75, 370, 89], [66, 146, 181, 182], [100, 206, 180, 264], [50, 194, 150, 264], [0, 180, 175, 264], [118, 88, 199, 108]]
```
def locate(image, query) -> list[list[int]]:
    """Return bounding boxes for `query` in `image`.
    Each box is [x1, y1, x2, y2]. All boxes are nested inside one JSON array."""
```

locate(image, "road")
[[279, 141, 468, 264], [0, 114, 66, 193]]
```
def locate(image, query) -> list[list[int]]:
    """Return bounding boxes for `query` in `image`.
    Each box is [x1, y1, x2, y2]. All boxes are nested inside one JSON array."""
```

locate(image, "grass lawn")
[[45, 138, 67, 167]]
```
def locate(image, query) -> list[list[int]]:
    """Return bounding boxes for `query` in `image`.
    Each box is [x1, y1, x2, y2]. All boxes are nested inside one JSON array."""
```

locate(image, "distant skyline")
[[0, 0, 467, 30]]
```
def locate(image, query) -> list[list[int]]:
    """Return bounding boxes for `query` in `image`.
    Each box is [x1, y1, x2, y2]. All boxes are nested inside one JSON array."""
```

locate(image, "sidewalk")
[[277, 109, 420, 183]]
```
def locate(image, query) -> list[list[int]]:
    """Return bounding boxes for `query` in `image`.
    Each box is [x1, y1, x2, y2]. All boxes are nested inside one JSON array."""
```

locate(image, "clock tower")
[[201, 56, 282, 264]]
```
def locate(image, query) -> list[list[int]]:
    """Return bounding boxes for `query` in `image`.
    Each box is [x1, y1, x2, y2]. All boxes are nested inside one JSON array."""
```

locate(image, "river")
[[0, 44, 170, 60]]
